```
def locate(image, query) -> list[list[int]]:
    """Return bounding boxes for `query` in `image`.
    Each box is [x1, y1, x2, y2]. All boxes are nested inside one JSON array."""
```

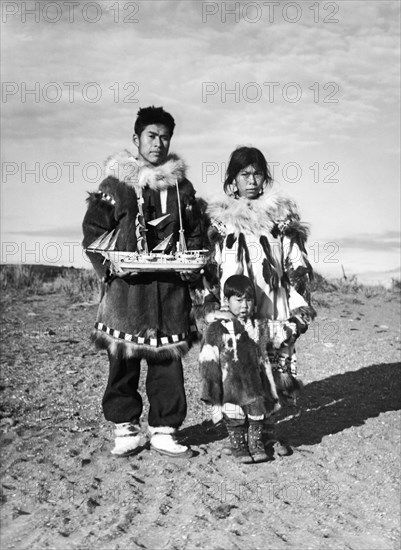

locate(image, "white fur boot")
[[111, 423, 142, 457], [149, 427, 192, 458], [212, 405, 223, 424]]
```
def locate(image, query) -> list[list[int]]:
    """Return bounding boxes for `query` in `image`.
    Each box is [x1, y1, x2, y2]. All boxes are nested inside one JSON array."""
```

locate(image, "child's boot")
[[248, 419, 269, 462], [224, 417, 251, 463]]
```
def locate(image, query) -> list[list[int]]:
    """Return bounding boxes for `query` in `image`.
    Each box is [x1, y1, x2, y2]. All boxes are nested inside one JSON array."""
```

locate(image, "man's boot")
[[111, 422, 143, 457], [149, 427, 193, 458], [248, 419, 269, 463]]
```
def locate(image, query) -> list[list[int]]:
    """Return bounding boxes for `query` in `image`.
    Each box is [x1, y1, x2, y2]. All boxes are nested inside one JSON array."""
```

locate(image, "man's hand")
[[180, 269, 204, 282]]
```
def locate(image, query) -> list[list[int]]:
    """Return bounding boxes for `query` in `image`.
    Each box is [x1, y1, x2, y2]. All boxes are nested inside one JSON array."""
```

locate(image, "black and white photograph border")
[[1, 1, 400, 549]]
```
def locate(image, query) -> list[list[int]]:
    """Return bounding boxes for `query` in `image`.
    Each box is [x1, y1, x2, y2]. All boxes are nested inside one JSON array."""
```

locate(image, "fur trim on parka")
[[206, 185, 301, 238], [206, 186, 311, 258], [104, 150, 188, 190], [91, 329, 195, 361]]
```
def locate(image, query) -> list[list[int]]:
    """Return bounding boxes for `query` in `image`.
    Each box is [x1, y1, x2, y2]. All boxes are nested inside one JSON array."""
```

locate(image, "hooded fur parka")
[[82, 150, 205, 360], [207, 186, 316, 327]]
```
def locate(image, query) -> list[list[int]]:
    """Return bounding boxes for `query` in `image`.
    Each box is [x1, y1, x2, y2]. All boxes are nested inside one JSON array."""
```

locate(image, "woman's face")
[[234, 164, 265, 199]]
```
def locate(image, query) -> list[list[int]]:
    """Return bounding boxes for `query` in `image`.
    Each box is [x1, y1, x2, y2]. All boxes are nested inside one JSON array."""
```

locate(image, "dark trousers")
[[102, 352, 187, 428]]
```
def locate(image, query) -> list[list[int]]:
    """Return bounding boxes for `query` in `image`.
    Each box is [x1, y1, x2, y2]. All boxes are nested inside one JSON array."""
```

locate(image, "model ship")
[[86, 180, 209, 275]]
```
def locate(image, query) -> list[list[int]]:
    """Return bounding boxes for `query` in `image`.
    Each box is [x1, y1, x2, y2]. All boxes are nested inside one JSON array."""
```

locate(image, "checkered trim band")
[[95, 322, 198, 347], [269, 351, 298, 376], [97, 192, 116, 205]]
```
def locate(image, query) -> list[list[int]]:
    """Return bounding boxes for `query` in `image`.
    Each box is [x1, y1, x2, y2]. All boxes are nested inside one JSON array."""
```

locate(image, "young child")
[[199, 275, 280, 463]]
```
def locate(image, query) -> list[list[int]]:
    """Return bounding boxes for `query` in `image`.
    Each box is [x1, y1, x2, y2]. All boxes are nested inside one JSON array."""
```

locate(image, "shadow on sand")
[[277, 361, 401, 446], [178, 419, 228, 447], [179, 362, 400, 448]]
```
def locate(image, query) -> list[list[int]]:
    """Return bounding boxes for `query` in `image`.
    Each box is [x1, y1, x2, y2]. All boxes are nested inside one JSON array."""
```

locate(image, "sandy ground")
[[1, 286, 400, 550]]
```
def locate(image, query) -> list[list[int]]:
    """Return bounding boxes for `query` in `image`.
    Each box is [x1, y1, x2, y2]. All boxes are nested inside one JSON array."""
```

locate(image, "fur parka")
[[207, 186, 316, 326], [199, 316, 280, 415], [82, 150, 206, 360]]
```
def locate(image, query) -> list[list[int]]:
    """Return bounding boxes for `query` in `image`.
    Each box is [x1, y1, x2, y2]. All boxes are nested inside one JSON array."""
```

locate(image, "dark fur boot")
[[263, 418, 293, 457], [224, 417, 251, 463], [248, 420, 269, 463]]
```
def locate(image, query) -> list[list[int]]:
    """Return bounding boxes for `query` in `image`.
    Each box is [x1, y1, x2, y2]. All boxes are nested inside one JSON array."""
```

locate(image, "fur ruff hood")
[[207, 185, 299, 236], [104, 149, 188, 190]]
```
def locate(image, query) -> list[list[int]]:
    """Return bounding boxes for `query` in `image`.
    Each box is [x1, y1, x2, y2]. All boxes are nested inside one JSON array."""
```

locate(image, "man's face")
[[133, 123, 171, 166]]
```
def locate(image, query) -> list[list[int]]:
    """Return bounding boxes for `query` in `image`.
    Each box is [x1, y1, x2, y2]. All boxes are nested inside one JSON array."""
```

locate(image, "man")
[[82, 106, 204, 457]]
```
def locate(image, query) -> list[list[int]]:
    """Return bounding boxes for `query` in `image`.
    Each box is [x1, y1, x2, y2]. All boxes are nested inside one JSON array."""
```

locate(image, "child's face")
[[227, 294, 254, 320]]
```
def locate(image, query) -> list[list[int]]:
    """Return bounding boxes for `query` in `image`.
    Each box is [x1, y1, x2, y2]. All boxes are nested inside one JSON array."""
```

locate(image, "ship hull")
[[86, 249, 209, 275]]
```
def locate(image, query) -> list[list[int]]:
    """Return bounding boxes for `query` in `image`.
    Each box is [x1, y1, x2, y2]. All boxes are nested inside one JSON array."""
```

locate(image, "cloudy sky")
[[1, 0, 400, 283]]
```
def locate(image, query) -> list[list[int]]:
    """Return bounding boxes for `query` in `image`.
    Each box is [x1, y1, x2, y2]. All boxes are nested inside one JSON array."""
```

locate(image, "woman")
[[205, 146, 316, 456]]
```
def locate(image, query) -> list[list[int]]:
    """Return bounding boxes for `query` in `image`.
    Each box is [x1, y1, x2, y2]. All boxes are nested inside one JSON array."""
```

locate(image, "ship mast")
[[175, 179, 187, 252], [136, 191, 149, 254]]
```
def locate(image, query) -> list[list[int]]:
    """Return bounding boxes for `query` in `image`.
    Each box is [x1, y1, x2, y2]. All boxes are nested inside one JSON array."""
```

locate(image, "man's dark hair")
[[223, 146, 272, 196], [223, 275, 255, 301], [134, 106, 176, 137]]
